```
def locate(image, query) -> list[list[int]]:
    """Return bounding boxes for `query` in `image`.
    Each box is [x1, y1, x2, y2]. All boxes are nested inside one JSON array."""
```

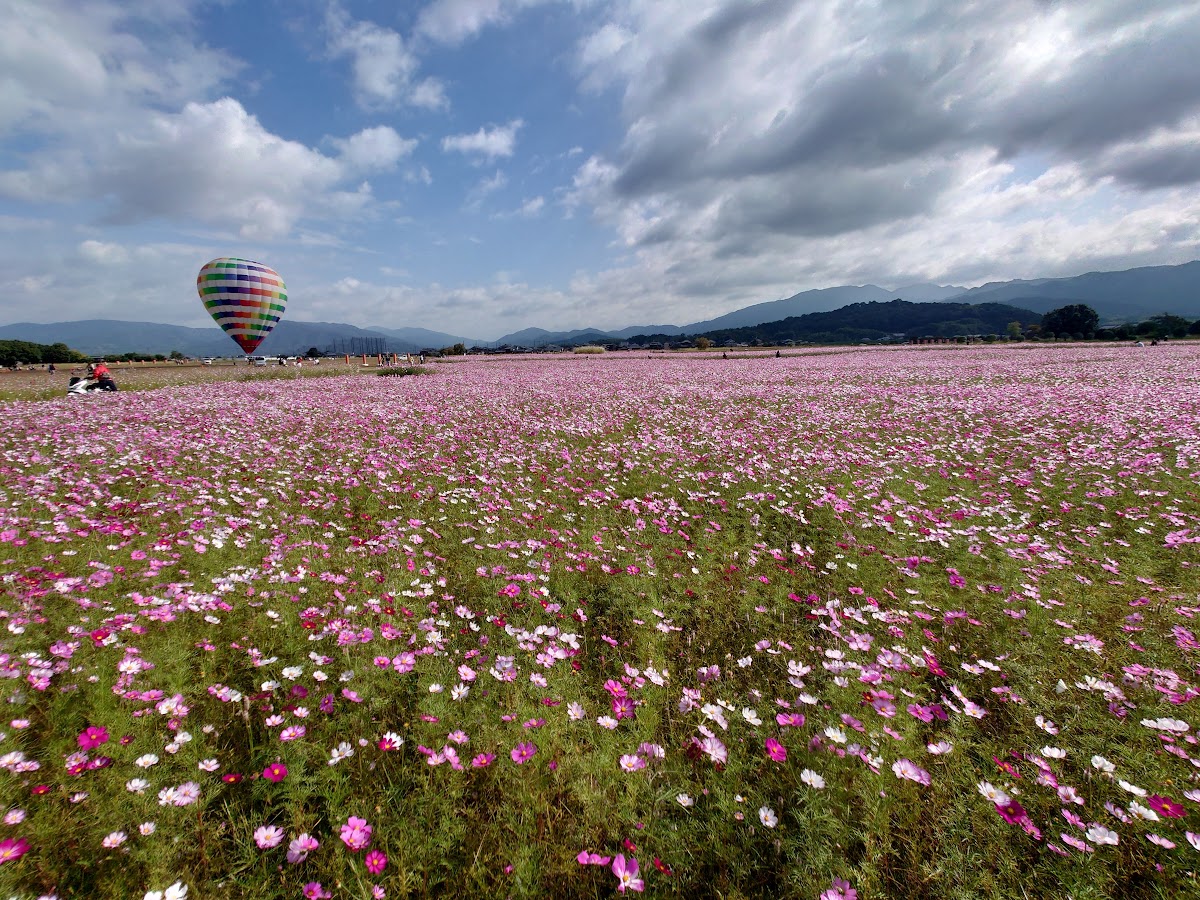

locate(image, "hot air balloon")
[[196, 258, 287, 355]]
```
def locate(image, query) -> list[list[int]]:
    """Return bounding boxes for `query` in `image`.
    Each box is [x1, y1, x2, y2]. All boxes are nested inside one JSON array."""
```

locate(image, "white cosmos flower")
[[676, 793, 694, 808], [1129, 801, 1159, 822], [800, 769, 826, 789], [1141, 717, 1189, 733], [977, 782, 1011, 805], [1117, 779, 1147, 797], [758, 806, 778, 828]]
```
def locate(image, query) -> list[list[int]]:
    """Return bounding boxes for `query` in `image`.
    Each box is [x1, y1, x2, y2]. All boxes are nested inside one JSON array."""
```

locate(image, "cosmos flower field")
[[0, 345, 1198, 899]]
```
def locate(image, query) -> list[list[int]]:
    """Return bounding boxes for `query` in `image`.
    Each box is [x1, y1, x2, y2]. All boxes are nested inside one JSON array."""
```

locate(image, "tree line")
[[0, 340, 89, 368]]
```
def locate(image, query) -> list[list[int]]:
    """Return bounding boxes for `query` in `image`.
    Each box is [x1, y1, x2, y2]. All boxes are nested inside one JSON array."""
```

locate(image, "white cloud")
[[79, 240, 130, 265], [442, 119, 524, 160], [465, 170, 508, 209], [517, 196, 545, 216], [553, 0, 1200, 320], [416, 0, 568, 45], [0, 0, 238, 137], [325, 5, 446, 110], [0, 98, 390, 239], [333, 126, 418, 172]]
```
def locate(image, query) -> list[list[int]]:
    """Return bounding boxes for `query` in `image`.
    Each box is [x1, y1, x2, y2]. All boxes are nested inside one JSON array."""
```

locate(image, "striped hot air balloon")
[[196, 258, 287, 355]]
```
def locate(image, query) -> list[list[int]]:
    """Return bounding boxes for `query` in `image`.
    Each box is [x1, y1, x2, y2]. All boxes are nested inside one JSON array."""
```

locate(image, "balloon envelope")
[[196, 258, 287, 355]]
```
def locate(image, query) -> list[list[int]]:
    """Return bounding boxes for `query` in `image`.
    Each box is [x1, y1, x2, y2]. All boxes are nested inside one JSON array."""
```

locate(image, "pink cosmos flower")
[[262, 762, 287, 782], [288, 833, 319, 864], [510, 742, 537, 765], [340, 816, 372, 852], [254, 825, 285, 849], [891, 758, 931, 786], [77, 726, 109, 750], [611, 854, 644, 893], [303, 883, 332, 900], [364, 849, 388, 874], [764, 738, 787, 762], [471, 753, 495, 768], [820, 878, 858, 900], [0, 837, 31, 864], [619, 754, 647, 772]]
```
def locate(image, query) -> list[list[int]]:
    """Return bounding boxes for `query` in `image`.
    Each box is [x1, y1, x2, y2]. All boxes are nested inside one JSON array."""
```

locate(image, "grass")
[[0, 345, 1197, 899]]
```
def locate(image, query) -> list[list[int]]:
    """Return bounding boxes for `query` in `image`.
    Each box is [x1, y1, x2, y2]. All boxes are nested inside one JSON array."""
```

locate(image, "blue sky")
[[2, 0, 1200, 341]]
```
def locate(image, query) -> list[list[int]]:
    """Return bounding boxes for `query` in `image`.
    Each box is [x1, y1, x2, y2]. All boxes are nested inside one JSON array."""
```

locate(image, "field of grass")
[[0, 344, 1197, 899]]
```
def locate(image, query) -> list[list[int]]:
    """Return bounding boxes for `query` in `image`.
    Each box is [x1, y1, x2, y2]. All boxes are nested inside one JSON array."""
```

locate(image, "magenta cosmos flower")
[[364, 849, 388, 874], [262, 762, 287, 782], [510, 742, 537, 765], [77, 726, 109, 750], [0, 837, 31, 864], [611, 854, 644, 893], [1148, 795, 1185, 818], [764, 738, 787, 762], [340, 816, 372, 852]]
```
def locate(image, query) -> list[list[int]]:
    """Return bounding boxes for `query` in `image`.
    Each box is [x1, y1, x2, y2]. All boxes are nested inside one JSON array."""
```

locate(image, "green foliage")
[[1041, 304, 1100, 339], [0, 339, 88, 367]]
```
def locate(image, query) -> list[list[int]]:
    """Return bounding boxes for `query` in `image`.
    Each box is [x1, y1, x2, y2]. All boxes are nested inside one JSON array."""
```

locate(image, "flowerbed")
[[0, 345, 1197, 898]]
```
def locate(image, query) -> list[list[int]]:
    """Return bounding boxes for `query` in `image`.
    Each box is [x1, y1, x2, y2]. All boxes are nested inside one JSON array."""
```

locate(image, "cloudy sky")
[[2, 0, 1199, 340]]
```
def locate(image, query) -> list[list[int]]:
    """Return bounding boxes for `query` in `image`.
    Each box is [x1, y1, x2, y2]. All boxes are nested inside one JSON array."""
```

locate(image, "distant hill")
[[941, 261, 1200, 319], [680, 283, 968, 333], [0, 320, 421, 357], [490, 326, 627, 347], [366, 325, 486, 348], [624, 299, 1042, 346]]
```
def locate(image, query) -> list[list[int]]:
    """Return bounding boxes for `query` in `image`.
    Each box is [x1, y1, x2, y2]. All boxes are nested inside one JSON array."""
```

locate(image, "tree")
[[169, 350, 185, 360], [305, 347, 323, 358], [1041, 304, 1099, 339], [1005, 321, 1023, 341], [1145, 314, 1190, 338], [694, 337, 712, 350]]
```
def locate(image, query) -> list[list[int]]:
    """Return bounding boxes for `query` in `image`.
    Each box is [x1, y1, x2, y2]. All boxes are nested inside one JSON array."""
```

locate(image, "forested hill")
[[630, 299, 1042, 345]]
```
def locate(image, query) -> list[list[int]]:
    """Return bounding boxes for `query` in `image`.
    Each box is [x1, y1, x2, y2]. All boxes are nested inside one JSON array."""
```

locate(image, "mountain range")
[[2, 260, 1197, 356]]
